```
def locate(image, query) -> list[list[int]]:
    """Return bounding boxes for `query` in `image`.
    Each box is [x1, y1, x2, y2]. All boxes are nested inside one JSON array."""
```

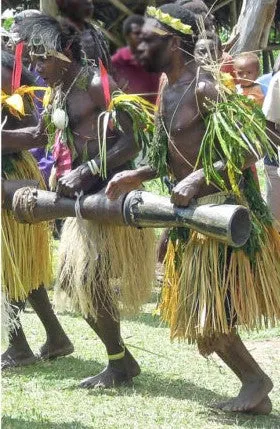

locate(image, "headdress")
[[18, 15, 78, 64], [146, 6, 193, 36]]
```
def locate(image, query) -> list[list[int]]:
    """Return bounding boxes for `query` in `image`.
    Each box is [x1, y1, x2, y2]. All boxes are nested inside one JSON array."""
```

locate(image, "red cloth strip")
[[99, 58, 111, 109], [12, 42, 24, 92]]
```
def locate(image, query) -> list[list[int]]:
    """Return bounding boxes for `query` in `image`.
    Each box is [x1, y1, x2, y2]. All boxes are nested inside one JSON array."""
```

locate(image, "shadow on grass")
[[2, 416, 91, 429], [3, 358, 279, 428], [208, 409, 280, 428], [2, 356, 104, 382], [84, 370, 280, 428]]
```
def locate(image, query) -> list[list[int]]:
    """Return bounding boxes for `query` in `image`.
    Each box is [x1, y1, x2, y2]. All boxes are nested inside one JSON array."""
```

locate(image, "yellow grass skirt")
[[160, 193, 280, 344], [55, 217, 156, 319], [2, 151, 52, 301]]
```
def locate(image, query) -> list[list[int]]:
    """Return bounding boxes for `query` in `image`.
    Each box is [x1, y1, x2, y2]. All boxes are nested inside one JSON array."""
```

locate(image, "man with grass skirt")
[[106, 3, 280, 414], [1, 50, 73, 368], [8, 14, 155, 388]]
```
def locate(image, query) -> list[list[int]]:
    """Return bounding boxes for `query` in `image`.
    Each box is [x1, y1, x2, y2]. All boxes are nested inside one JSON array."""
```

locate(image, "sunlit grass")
[[2, 296, 280, 429]]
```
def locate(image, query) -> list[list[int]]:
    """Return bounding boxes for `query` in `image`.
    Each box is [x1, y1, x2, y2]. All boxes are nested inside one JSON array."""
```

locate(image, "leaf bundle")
[[98, 91, 155, 178], [196, 93, 276, 193]]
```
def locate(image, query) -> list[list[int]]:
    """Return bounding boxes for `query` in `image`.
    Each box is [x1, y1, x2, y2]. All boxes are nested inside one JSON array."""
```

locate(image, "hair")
[[14, 9, 41, 23], [151, 3, 199, 55], [176, 0, 209, 15], [176, 0, 215, 32], [18, 14, 82, 63], [2, 50, 35, 86], [234, 52, 261, 73], [87, 23, 112, 72], [55, 1, 112, 71], [122, 14, 144, 37]]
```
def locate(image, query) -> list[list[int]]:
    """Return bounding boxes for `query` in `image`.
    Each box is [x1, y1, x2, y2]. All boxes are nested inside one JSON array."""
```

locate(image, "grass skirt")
[[55, 217, 156, 320], [2, 151, 52, 301], [160, 193, 280, 345]]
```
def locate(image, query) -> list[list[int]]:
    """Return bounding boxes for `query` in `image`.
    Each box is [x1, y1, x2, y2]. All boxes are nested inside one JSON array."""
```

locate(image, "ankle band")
[[108, 347, 125, 361]]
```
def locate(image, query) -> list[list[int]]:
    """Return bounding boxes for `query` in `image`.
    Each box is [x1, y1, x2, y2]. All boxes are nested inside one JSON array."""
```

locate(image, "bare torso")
[[65, 73, 122, 171], [162, 69, 223, 197]]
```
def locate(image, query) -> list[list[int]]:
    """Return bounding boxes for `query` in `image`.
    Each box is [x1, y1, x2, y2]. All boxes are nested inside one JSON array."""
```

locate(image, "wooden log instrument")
[[2, 180, 251, 248]]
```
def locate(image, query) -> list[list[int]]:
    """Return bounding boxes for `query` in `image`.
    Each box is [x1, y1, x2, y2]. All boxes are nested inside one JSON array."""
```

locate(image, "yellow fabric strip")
[[108, 348, 125, 361]]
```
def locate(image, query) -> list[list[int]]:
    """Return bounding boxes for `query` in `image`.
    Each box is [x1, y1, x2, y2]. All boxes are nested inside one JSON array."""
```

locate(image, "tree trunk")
[[229, 0, 277, 54], [40, 0, 59, 17]]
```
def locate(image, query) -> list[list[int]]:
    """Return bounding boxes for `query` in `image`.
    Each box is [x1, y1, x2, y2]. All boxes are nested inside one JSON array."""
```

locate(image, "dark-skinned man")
[[1, 50, 73, 369], [7, 14, 155, 388], [111, 14, 160, 104], [106, 3, 280, 414]]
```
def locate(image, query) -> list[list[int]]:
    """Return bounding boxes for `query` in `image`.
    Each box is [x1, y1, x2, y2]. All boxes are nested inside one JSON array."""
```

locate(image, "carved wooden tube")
[[123, 191, 251, 248], [3, 183, 251, 247]]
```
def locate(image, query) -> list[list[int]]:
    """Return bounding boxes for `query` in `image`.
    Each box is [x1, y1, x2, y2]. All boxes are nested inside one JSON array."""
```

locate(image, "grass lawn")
[[2, 294, 280, 429]]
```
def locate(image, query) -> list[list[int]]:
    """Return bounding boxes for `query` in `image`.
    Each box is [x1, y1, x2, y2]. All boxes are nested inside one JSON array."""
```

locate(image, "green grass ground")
[[2, 296, 280, 429]]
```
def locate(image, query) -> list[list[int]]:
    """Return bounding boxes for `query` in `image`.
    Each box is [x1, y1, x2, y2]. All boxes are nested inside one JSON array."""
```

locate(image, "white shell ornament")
[[52, 108, 69, 130]]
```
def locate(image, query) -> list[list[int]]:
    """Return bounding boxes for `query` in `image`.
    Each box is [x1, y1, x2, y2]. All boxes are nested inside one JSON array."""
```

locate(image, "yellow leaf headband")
[[146, 6, 193, 36]]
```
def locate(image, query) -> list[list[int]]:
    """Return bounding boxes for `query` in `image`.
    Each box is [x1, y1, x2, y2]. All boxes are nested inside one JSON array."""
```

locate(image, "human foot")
[[79, 348, 140, 389], [213, 395, 272, 415], [248, 396, 272, 415], [1, 346, 38, 370], [214, 376, 273, 413], [38, 338, 74, 360]]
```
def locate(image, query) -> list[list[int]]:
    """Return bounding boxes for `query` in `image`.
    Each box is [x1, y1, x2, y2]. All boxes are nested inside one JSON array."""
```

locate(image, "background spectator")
[[262, 57, 280, 230], [234, 52, 264, 106], [111, 15, 160, 104]]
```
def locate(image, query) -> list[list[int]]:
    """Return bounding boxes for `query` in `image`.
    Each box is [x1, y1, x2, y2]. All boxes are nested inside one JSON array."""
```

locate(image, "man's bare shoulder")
[[195, 70, 218, 113], [88, 71, 118, 107]]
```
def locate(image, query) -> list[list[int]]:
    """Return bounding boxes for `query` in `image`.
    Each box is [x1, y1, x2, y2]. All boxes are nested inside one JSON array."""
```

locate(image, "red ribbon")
[[99, 58, 111, 109], [12, 41, 24, 92]]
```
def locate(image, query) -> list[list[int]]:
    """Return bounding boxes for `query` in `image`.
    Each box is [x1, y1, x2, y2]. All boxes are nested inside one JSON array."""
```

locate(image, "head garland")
[[146, 6, 193, 36]]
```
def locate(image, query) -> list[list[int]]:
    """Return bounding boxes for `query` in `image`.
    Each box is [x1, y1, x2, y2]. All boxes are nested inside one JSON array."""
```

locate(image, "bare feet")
[[79, 348, 140, 389], [248, 396, 272, 415], [214, 376, 273, 414], [39, 339, 74, 360], [1, 346, 38, 370], [213, 396, 272, 415]]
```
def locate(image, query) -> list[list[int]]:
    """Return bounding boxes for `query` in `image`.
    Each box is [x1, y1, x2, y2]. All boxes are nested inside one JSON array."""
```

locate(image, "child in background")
[[234, 52, 265, 186], [233, 52, 264, 106]]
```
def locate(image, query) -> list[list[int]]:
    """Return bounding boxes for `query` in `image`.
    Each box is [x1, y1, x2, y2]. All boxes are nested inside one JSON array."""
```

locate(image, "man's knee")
[[197, 329, 238, 356]]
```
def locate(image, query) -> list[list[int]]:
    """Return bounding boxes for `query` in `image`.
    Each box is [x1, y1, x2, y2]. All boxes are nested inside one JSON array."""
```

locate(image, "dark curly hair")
[[18, 14, 83, 63], [148, 3, 199, 56]]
